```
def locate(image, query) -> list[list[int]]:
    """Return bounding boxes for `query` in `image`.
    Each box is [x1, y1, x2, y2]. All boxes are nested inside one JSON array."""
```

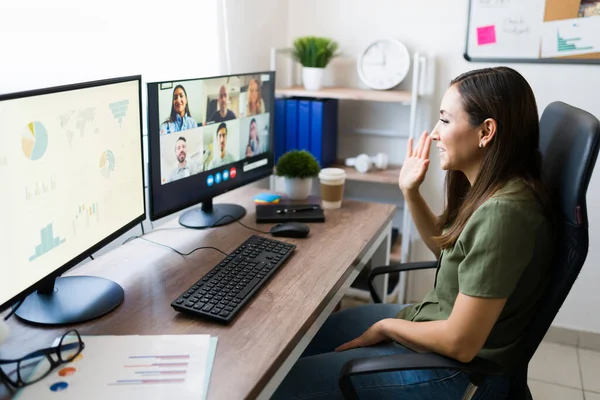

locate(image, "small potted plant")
[[275, 150, 320, 200], [291, 36, 340, 91]]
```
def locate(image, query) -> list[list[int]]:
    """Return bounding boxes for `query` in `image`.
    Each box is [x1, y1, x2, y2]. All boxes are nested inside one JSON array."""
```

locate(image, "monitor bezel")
[[0, 74, 147, 314], [146, 70, 276, 221]]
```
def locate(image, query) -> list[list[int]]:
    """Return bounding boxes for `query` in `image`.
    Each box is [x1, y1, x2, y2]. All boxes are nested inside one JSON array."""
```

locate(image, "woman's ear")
[[479, 118, 497, 148]]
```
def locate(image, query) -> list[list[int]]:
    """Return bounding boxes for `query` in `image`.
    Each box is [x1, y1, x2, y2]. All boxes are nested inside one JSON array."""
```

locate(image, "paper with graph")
[[15, 335, 217, 400]]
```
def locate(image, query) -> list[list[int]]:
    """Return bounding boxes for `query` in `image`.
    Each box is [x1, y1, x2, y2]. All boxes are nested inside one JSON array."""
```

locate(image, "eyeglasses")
[[0, 329, 84, 388]]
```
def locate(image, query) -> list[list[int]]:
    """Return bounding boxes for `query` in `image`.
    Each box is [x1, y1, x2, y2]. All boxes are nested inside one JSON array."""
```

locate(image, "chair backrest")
[[515, 101, 600, 367]]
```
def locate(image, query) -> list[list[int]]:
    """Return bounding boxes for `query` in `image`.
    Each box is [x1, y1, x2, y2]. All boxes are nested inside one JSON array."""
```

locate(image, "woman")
[[245, 118, 265, 157], [272, 66, 553, 399], [159, 85, 198, 135], [244, 78, 265, 117]]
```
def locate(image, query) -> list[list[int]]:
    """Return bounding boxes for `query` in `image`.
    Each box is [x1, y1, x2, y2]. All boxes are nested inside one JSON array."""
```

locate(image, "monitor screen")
[[0, 76, 146, 315], [147, 71, 275, 222]]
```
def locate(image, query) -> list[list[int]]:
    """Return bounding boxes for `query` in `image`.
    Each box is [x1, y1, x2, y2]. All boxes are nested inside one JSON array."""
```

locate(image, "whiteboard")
[[464, 0, 600, 64]]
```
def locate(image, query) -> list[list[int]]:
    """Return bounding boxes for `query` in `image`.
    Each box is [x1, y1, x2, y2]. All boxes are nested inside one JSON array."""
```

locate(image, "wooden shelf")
[[275, 86, 412, 103], [333, 164, 401, 185]]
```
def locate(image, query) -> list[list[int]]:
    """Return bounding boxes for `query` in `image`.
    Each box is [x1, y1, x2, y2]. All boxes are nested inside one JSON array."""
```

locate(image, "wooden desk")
[[0, 186, 396, 399]]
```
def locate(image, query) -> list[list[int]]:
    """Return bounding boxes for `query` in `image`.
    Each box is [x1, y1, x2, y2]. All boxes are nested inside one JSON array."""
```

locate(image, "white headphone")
[[345, 153, 388, 173]]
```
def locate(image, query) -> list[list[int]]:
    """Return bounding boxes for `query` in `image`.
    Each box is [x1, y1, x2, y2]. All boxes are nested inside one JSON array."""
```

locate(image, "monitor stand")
[[179, 198, 246, 229], [15, 275, 124, 326]]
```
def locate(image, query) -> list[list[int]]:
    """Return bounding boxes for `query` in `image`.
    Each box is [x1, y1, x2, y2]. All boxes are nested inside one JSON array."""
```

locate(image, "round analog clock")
[[357, 39, 411, 90]]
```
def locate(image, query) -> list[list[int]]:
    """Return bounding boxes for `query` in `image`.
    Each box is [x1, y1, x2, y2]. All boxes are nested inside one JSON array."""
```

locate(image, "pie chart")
[[99, 150, 115, 177], [22, 121, 48, 160]]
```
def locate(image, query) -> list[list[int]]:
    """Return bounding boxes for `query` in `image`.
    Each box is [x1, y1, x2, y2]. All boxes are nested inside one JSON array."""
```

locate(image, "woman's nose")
[[430, 126, 440, 141]]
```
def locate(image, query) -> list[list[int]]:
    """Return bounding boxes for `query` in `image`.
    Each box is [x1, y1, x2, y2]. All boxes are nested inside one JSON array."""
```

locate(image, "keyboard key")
[[236, 277, 261, 300], [220, 311, 230, 317]]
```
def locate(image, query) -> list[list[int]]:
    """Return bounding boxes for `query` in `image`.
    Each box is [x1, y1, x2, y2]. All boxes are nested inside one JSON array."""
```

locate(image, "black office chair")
[[339, 101, 600, 400]]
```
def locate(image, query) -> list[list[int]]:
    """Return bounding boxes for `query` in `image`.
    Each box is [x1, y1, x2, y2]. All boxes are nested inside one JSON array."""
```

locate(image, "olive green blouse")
[[397, 178, 553, 367]]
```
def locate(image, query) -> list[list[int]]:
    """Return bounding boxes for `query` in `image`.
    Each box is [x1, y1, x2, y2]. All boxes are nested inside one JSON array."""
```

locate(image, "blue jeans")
[[271, 304, 509, 399]]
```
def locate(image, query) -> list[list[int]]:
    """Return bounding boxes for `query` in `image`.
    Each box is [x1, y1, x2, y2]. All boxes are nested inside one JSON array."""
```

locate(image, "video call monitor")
[[0, 75, 146, 325], [146, 71, 275, 228]]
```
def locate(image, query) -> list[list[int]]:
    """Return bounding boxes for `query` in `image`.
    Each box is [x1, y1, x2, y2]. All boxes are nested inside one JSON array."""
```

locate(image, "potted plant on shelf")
[[275, 150, 320, 200], [291, 36, 340, 91]]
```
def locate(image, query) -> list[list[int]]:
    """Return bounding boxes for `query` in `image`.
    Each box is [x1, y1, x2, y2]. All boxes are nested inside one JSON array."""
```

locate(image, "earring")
[[479, 143, 483, 148]]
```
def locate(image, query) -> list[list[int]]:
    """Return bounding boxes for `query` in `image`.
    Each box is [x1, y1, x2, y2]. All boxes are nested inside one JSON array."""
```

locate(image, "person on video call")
[[208, 85, 237, 123], [208, 122, 236, 169], [245, 118, 265, 157], [160, 85, 198, 135], [272, 66, 554, 399], [168, 137, 201, 182], [244, 78, 265, 117]]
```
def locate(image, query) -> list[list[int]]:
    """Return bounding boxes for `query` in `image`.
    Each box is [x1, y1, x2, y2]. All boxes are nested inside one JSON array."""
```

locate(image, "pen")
[[276, 206, 320, 214]]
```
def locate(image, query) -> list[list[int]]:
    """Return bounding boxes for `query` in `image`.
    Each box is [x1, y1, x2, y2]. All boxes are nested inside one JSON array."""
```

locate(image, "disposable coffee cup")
[[319, 168, 346, 209]]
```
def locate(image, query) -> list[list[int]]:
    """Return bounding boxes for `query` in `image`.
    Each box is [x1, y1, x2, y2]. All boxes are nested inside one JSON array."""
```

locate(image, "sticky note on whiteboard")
[[477, 25, 497, 45]]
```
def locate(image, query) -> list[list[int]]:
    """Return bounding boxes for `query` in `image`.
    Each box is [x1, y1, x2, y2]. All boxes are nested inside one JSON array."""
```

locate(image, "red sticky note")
[[477, 25, 496, 45]]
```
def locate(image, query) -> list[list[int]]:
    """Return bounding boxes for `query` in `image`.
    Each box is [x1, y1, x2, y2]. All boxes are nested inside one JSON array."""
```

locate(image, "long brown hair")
[[246, 79, 262, 116], [435, 67, 551, 249]]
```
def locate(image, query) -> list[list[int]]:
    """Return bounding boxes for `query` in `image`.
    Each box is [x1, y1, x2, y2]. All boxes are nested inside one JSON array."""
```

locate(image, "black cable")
[[211, 214, 270, 234], [121, 227, 189, 245], [89, 255, 94, 260], [120, 214, 268, 255], [4, 299, 24, 321], [138, 237, 228, 257]]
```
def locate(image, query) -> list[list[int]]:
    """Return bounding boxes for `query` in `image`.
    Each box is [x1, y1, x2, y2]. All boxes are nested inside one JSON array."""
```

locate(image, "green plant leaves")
[[275, 150, 321, 179], [291, 36, 340, 68]]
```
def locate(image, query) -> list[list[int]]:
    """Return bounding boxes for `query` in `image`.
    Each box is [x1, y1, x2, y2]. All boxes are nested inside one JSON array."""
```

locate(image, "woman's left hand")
[[335, 320, 390, 352]]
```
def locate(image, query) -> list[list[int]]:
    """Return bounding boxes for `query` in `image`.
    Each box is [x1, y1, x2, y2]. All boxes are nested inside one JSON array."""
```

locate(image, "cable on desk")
[[89, 254, 94, 260], [212, 214, 270, 234], [3, 299, 24, 321], [138, 237, 228, 257], [121, 227, 189, 245]]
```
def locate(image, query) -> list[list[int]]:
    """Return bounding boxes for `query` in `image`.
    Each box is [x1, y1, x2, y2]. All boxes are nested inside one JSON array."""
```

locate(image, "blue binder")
[[274, 99, 286, 162], [297, 100, 311, 151], [285, 99, 299, 152], [309, 99, 338, 167]]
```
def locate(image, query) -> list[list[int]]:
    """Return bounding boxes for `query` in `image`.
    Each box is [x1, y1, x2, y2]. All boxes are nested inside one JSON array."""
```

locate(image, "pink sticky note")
[[477, 25, 497, 45]]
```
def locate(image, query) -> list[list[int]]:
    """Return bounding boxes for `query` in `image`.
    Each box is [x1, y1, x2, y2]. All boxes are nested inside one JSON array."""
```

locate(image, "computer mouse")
[[269, 222, 310, 238]]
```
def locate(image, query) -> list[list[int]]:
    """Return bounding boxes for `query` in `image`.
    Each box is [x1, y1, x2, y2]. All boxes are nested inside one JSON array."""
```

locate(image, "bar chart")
[[29, 223, 66, 261], [72, 203, 99, 236], [25, 176, 57, 200]]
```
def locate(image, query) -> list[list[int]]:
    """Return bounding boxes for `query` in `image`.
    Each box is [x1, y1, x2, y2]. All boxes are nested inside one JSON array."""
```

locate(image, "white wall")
[[286, 0, 600, 333]]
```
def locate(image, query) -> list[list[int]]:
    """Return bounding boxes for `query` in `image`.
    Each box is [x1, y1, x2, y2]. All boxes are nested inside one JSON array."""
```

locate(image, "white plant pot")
[[284, 177, 312, 200], [302, 67, 324, 91]]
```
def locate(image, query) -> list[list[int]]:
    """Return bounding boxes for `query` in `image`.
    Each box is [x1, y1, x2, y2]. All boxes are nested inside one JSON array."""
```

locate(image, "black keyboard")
[[171, 235, 296, 323]]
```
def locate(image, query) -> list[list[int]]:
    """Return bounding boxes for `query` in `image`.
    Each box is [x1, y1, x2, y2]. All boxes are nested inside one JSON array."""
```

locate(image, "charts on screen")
[[72, 203, 100, 236], [21, 121, 48, 161], [29, 222, 65, 262], [99, 150, 116, 177]]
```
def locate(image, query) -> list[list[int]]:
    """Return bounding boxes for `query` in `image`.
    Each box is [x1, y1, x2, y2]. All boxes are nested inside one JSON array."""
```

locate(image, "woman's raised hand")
[[398, 131, 432, 194]]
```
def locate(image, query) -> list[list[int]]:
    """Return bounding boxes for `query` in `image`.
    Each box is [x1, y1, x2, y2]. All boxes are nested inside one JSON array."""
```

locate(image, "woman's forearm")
[[403, 189, 442, 258], [378, 318, 473, 362]]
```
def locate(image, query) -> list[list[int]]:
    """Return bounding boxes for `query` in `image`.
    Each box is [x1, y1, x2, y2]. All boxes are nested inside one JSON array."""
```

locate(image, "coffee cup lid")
[[319, 168, 346, 180]]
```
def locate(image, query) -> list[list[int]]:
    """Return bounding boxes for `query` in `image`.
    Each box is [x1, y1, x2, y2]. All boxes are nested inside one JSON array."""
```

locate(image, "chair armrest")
[[339, 352, 503, 400], [368, 261, 438, 303]]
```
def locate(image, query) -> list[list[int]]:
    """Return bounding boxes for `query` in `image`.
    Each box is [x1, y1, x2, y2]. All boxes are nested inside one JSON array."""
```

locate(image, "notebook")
[[255, 204, 325, 223]]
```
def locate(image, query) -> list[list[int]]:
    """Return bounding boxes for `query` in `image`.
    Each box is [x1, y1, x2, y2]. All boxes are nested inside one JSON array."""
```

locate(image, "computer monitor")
[[146, 71, 275, 228], [0, 75, 146, 325]]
